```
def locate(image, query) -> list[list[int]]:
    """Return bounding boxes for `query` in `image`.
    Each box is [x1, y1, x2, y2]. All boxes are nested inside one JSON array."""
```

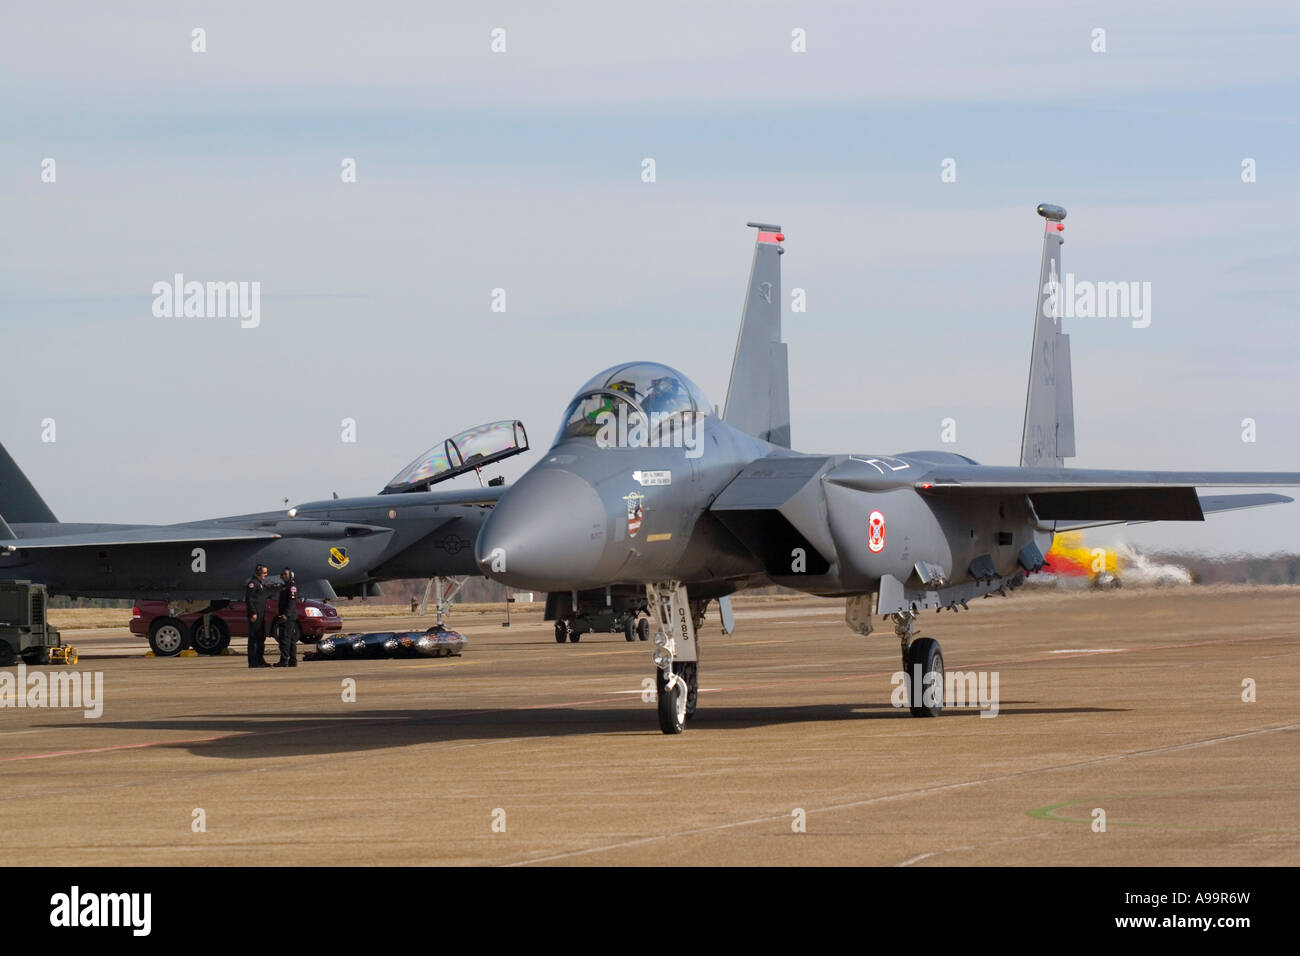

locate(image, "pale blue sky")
[[1, 2, 1297, 554]]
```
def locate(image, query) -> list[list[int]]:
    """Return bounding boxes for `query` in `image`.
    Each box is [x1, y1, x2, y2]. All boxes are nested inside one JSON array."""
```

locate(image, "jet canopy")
[[555, 362, 711, 446], [381, 420, 529, 494]]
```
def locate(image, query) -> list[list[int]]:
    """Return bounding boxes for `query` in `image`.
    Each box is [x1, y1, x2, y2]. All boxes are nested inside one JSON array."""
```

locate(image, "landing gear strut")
[[891, 610, 944, 718], [646, 581, 700, 734]]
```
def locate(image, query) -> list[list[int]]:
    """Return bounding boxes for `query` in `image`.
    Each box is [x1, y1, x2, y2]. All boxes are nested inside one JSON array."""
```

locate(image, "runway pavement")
[[1, 587, 1297, 866]]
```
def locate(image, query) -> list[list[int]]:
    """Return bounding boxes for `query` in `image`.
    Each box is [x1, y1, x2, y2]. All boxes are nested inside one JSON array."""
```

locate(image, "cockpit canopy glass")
[[555, 362, 710, 447], [382, 420, 529, 494]]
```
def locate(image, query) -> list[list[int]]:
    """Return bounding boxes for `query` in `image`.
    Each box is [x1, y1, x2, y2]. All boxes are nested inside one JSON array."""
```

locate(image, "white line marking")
[[1050, 648, 1128, 654], [505, 722, 1299, 866]]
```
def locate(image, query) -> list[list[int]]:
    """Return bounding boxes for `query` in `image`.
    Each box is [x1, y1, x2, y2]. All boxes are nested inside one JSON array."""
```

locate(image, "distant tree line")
[[1151, 553, 1300, 586]]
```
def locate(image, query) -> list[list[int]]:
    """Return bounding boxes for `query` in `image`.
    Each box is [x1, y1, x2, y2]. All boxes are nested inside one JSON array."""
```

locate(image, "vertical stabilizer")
[[0, 441, 58, 524], [1020, 203, 1076, 468], [723, 222, 791, 448]]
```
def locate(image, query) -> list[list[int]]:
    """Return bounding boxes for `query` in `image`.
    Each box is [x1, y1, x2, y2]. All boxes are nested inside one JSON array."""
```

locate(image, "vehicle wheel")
[[656, 664, 688, 734], [623, 616, 636, 642], [637, 617, 650, 642], [906, 637, 944, 718], [554, 620, 568, 644], [0, 641, 16, 666], [148, 617, 189, 657], [190, 617, 230, 655]]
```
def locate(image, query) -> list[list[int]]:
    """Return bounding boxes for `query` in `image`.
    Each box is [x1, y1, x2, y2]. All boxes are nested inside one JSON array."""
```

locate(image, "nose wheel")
[[656, 661, 697, 734]]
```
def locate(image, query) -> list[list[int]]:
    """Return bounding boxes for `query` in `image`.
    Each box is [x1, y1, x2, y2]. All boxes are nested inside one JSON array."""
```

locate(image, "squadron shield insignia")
[[328, 546, 349, 570], [868, 510, 886, 553]]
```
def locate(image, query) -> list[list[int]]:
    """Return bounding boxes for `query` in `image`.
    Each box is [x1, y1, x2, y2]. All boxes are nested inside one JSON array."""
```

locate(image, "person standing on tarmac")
[[246, 564, 273, 668], [274, 568, 300, 667]]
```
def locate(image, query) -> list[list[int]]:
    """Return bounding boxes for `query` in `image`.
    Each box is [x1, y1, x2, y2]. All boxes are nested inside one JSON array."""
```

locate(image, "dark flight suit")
[[246, 576, 271, 667], [275, 581, 300, 667]]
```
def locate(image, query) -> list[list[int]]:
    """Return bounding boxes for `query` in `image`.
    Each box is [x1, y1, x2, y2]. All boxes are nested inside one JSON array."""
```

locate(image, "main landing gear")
[[892, 610, 944, 717], [554, 620, 581, 643]]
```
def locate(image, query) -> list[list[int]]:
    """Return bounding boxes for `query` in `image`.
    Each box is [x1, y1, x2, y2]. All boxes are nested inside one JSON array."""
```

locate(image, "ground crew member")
[[246, 564, 272, 668], [274, 567, 299, 667]]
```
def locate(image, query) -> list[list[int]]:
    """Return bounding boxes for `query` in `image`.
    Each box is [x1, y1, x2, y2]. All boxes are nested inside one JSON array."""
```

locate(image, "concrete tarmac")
[[1, 587, 1296, 866]]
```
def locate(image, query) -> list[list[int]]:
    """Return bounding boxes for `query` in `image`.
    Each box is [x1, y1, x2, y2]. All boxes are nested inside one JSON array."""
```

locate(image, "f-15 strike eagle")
[[476, 207, 1300, 734], [0, 421, 527, 656]]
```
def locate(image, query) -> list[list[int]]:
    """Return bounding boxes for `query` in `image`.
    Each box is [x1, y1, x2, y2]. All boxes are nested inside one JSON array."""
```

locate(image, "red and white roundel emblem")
[[867, 510, 886, 553]]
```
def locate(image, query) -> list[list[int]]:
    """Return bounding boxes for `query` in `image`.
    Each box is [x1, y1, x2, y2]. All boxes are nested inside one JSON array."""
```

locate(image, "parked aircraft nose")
[[476, 468, 608, 590]]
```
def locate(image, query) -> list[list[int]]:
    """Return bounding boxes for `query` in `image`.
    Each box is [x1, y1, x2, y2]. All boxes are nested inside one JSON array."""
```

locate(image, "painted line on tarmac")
[[1027, 784, 1300, 834], [0, 733, 249, 763], [0, 691, 639, 763], [703, 631, 1287, 695], [2, 631, 1289, 765], [505, 721, 1300, 866], [894, 832, 1054, 867]]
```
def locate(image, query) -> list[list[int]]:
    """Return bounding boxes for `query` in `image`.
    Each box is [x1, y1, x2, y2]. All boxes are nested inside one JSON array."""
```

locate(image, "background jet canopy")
[[555, 362, 711, 445], [383, 420, 529, 494]]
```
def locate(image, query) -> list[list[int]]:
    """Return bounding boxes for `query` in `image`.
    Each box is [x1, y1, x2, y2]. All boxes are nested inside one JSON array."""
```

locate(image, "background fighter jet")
[[476, 210, 1300, 734], [0, 420, 525, 654]]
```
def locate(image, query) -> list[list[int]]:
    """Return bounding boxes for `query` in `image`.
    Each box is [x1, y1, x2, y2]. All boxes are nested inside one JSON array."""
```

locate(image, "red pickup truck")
[[130, 599, 342, 656]]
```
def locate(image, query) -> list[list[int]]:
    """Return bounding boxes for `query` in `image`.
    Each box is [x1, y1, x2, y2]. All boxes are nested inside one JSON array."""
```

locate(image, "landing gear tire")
[[191, 617, 230, 655], [148, 617, 189, 657], [623, 616, 636, 642], [0, 641, 15, 666], [569, 631, 581, 643], [554, 621, 569, 644], [636, 617, 650, 642], [656, 663, 691, 734], [682, 661, 698, 721], [655, 662, 697, 733], [906, 637, 944, 718]]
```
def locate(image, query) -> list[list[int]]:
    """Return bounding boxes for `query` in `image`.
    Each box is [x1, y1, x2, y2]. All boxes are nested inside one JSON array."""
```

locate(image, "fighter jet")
[[475, 209, 1300, 734], [0, 420, 526, 654]]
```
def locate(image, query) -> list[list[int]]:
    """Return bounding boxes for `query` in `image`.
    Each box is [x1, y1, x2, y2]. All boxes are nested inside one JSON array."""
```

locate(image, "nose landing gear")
[[646, 581, 700, 734]]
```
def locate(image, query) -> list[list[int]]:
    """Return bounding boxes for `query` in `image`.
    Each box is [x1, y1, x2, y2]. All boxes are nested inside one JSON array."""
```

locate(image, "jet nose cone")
[[477, 468, 608, 590]]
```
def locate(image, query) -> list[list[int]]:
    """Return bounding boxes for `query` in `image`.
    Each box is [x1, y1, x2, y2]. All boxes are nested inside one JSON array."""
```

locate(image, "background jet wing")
[[1, 526, 281, 552], [419, 485, 507, 507], [914, 466, 1300, 522], [292, 484, 507, 514]]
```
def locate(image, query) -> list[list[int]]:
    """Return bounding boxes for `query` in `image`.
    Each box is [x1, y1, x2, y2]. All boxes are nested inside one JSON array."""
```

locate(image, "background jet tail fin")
[[1020, 203, 1076, 468], [0, 441, 58, 524], [722, 221, 791, 448]]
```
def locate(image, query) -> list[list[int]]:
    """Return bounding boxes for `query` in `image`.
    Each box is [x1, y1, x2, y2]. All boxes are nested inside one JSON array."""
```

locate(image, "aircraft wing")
[[913, 466, 1300, 521], [0, 526, 281, 552], [1050, 493, 1295, 530]]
